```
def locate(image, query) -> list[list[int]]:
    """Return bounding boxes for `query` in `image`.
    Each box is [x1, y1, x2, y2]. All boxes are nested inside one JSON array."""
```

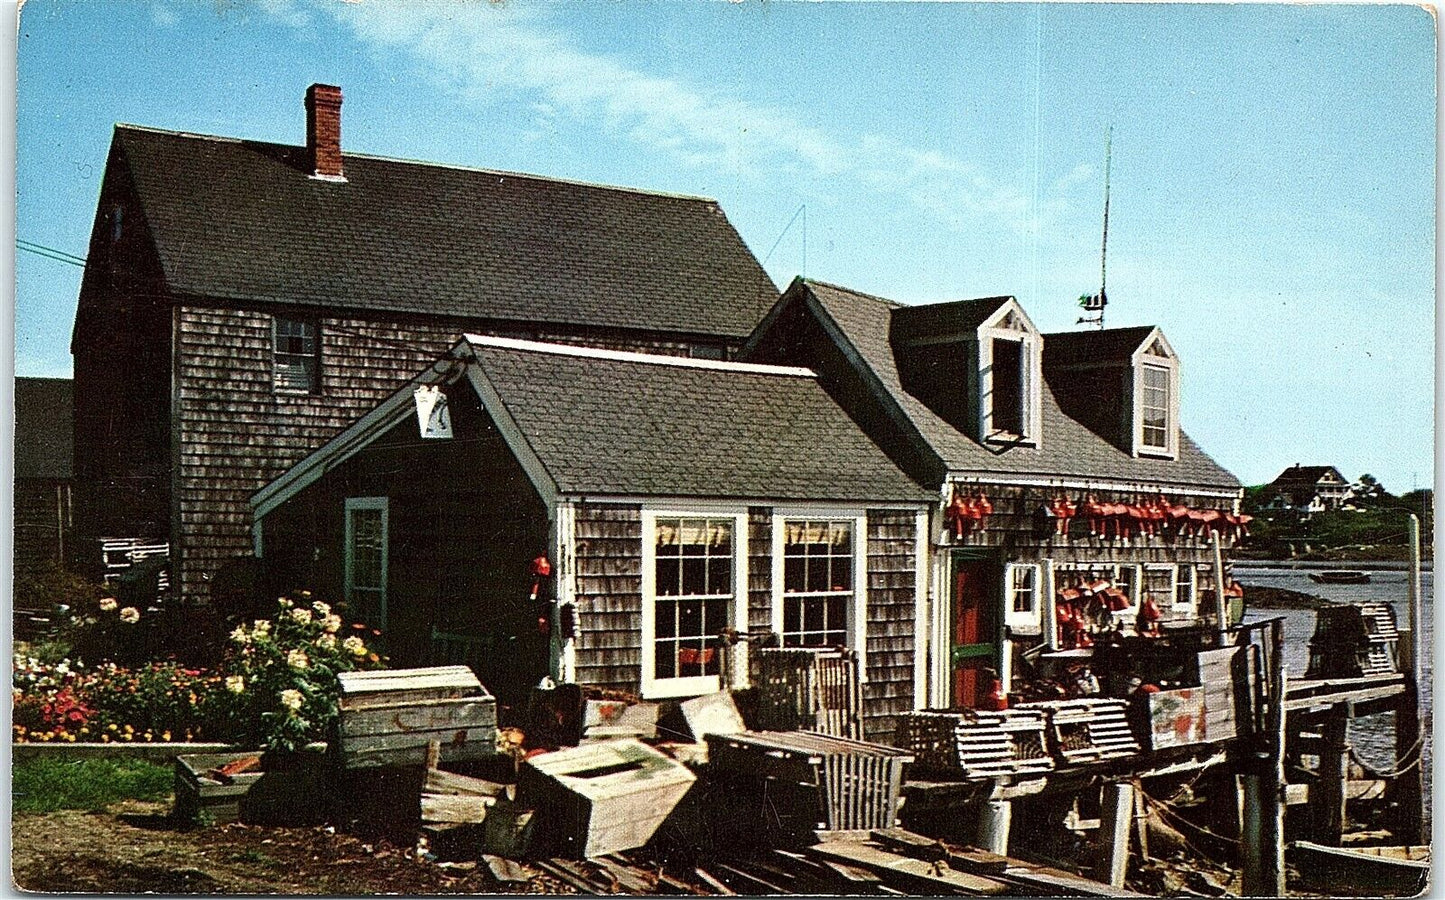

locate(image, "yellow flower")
[[119, 607, 140, 624], [289, 608, 312, 625], [98, 597, 117, 612], [323, 614, 342, 634], [230, 625, 251, 645], [100, 733, 110, 743], [279, 689, 304, 713], [162, 731, 172, 741], [286, 649, 310, 670], [225, 675, 245, 694], [123, 724, 133, 733], [342, 636, 366, 657]]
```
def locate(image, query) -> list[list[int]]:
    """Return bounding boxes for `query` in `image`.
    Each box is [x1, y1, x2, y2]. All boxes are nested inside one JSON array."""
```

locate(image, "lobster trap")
[[1019, 698, 1140, 764], [896, 708, 1053, 779]]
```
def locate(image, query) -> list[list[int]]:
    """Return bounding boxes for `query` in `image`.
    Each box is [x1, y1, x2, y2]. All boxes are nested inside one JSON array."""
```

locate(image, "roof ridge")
[[462, 334, 816, 377], [113, 123, 719, 203], [802, 278, 905, 309]]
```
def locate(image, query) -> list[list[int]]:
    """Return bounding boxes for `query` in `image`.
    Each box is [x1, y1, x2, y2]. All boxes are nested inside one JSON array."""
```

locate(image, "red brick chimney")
[[305, 83, 344, 180]]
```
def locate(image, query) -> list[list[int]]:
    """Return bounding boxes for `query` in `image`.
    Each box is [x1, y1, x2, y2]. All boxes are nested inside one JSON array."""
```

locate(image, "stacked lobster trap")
[[897, 708, 1053, 778], [898, 698, 1140, 779]]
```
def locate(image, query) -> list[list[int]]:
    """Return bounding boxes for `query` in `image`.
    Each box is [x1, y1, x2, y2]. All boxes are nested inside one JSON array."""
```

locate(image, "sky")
[[12, 1, 1437, 493]]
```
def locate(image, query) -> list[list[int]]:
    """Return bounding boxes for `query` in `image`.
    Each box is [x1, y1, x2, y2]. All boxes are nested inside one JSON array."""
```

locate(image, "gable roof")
[[1269, 464, 1348, 486], [890, 295, 1016, 342], [785, 280, 1240, 492], [15, 377, 73, 480], [113, 125, 779, 339], [1043, 326, 1158, 368], [253, 335, 932, 516]]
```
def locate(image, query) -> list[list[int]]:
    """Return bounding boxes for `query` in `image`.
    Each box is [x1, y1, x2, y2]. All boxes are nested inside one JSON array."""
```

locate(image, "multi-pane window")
[[780, 520, 854, 647], [652, 517, 733, 680], [1009, 565, 1037, 614], [1143, 565, 1175, 612], [1174, 564, 1197, 614], [275, 318, 320, 393], [1141, 364, 1170, 450], [345, 498, 388, 630]]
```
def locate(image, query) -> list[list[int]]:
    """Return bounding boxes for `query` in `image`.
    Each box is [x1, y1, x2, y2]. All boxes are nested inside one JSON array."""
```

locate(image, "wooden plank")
[[424, 767, 506, 798], [714, 863, 788, 894], [421, 792, 492, 825], [805, 840, 1009, 895], [693, 867, 737, 895], [340, 698, 497, 737]]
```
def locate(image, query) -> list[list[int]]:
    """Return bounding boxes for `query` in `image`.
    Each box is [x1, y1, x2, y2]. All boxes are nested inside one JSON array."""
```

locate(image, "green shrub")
[[12, 756, 173, 813]]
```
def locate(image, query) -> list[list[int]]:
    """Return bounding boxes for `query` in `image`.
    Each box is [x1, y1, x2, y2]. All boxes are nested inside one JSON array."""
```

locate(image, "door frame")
[[938, 547, 1004, 709]]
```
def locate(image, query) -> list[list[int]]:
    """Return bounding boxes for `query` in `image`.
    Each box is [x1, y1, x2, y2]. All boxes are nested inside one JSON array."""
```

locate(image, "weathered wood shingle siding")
[[174, 306, 712, 604], [864, 510, 921, 743], [571, 503, 644, 694], [747, 509, 772, 632]]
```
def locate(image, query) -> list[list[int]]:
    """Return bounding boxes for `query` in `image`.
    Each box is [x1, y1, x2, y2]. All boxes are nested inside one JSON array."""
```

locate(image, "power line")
[[17, 239, 87, 268]]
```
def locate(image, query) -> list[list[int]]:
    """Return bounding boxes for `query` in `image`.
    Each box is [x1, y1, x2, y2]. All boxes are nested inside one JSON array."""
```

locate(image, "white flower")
[[225, 675, 245, 694], [230, 625, 251, 645], [342, 636, 367, 657], [323, 614, 342, 634], [286, 649, 310, 670], [289, 608, 312, 625], [277, 596, 293, 608], [315, 634, 337, 651], [311, 601, 331, 617], [279, 689, 303, 712], [252, 620, 271, 636], [98, 597, 117, 612], [119, 607, 140, 624]]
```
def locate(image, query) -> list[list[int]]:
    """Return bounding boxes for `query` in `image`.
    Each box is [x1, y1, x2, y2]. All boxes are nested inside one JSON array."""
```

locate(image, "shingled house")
[[70, 84, 778, 603], [14, 377, 74, 582], [251, 335, 933, 736], [1263, 464, 1354, 516], [742, 279, 1243, 707]]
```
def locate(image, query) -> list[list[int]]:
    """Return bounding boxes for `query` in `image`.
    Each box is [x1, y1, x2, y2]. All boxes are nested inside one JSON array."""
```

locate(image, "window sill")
[[641, 674, 720, 700]]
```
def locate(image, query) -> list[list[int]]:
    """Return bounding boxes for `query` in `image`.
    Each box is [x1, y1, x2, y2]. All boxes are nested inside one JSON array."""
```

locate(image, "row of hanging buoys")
[[945, 488, 993, 539], [1056, 493, 1253, 543]]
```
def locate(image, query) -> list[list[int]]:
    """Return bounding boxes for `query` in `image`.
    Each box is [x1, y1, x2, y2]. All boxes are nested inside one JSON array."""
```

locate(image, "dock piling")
[[976, 799, 1012, 856], [1095, 781, 1135, 888]]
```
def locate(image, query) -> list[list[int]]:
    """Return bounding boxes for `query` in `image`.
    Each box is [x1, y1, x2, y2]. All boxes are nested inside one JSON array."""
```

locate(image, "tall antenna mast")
[[1077, 124, 1112, 330]]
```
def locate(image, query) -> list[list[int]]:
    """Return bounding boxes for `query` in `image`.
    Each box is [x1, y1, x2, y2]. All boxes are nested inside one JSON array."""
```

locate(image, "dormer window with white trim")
[[978, 303, 1042, 446], [1131, 332, 1180, 459]]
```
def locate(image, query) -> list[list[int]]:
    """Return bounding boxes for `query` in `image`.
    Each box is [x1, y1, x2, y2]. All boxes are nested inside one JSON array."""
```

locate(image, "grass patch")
[[13, 755, 173, 813]]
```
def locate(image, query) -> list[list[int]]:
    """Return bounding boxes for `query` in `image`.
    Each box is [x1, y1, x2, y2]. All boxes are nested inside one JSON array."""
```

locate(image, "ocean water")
[[1235, 564, 1432, 827]]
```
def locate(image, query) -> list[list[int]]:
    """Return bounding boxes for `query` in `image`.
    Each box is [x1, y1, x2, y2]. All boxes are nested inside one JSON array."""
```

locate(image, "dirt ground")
[[11, 799, 570, 894]]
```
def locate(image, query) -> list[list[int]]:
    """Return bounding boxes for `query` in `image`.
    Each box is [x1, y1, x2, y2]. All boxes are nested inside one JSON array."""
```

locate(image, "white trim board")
[[462, 333, 816, 377]]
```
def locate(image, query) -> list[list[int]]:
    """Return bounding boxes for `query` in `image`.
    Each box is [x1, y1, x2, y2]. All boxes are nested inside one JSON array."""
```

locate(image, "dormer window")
[[978, 304, 1042, 446], [1132, 334, 1179, 458]]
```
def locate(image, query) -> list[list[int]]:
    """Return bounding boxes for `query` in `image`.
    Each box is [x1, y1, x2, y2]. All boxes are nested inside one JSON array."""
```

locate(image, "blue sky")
[[14, 1, 1436, 493]]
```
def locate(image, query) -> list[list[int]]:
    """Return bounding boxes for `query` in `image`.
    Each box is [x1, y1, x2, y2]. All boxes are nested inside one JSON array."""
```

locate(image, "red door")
[[952, 560, 999, 709]]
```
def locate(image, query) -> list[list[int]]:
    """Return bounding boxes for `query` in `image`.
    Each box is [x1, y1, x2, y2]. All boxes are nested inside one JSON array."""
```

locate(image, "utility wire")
[[17, 239, 87, 268]]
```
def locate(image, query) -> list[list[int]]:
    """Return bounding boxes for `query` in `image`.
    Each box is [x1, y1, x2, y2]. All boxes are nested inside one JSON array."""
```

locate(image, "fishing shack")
[[251, 334, 934, 737]]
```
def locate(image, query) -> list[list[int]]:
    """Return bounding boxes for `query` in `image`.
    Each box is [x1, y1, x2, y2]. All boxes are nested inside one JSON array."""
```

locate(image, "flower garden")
[[14, 591, 384, 751]]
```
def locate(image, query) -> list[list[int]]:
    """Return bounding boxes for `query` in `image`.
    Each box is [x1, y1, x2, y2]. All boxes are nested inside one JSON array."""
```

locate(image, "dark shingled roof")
[[800, 281, 1240, 490], [891, 296, 1014, 343], [115, 125, 779, 339], [468, 340, 932, 502], [15, 377, 73, 480], [1269, 465, 1347, 486], [1043, 326, 1158, 368]]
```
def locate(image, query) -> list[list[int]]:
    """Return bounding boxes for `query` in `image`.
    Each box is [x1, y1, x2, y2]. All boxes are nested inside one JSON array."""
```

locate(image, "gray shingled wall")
[[864, 509, 920, 744], [173, 307, 696, 604], [571, 503, 645, 694]]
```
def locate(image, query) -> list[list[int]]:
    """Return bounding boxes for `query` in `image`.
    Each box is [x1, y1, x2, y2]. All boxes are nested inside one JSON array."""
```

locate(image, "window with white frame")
[[643, 513, 745, 698], [1005, 563, 1040, 631], [274, 317, 320, 393], [976, 303, 1042, 446], [1173, 564, 1197, 616], [778, 519, 855, 647], [344, 497, 388, 630], [1142, 565, 1175, 614], [1140, 364, 1171, 451]]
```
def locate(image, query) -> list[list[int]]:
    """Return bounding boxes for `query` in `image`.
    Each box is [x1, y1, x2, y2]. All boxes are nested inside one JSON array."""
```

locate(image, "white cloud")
[[287, 2, 1088, 236]]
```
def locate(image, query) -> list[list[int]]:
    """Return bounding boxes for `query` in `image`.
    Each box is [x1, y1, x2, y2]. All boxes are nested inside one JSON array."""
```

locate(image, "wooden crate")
[[706, 730, 914, 832], [337, 666, 498, 769], [898, 709, 1053, 778], [1019, 698, 1140, 764], [519, 739, 696, 858], [174, 751, 326, 825]]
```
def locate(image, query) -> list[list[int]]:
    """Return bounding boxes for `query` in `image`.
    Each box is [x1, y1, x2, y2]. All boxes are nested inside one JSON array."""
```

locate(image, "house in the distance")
[[14, 377, 74, 583], [70, 84, 778, 603], [1263, 464, 1354, 516], [742, 279, 1244, 708], [251, 334, 933, 736]]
